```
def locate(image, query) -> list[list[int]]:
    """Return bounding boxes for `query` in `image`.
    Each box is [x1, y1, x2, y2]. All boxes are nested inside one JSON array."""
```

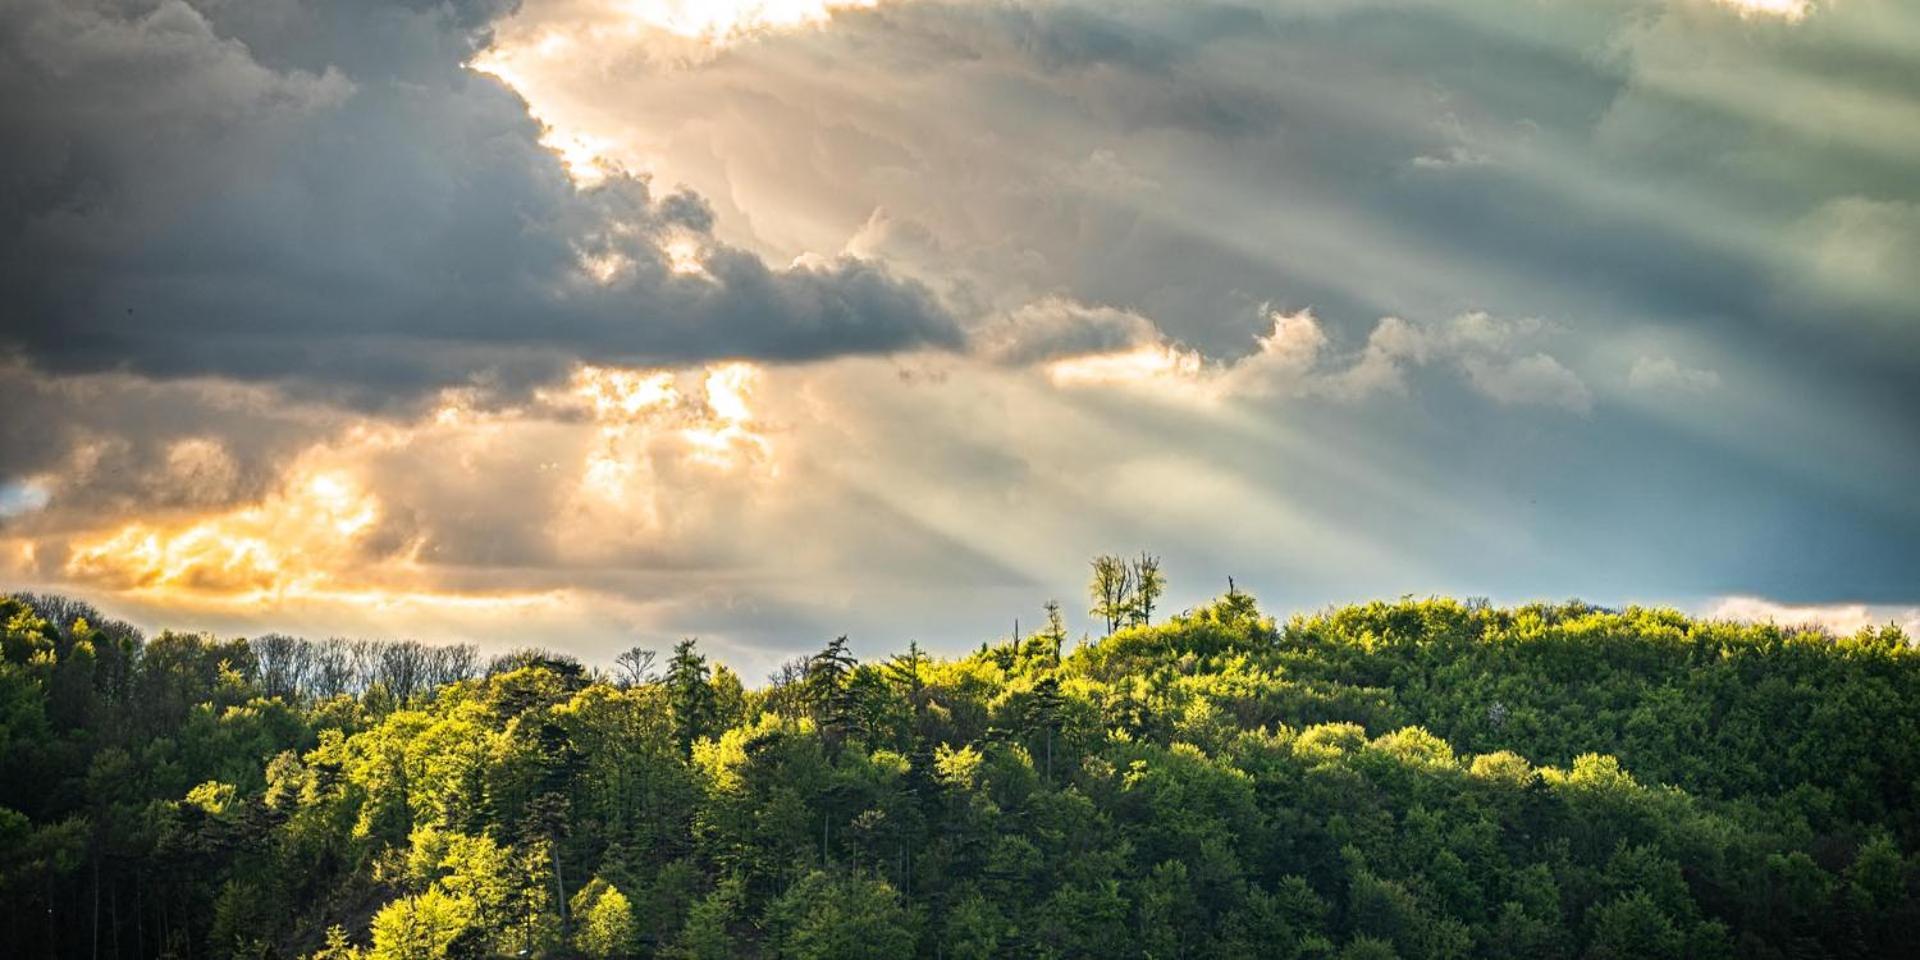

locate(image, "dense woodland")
[[4, 560, 1920, 959]]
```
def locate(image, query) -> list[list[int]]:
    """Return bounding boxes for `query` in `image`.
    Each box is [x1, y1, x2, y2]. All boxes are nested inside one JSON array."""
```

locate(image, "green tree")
[[369, 889, 476, 960], [665, 875, 746, 960], [765, 871, 917, 960], [571, 877, 637, 958], [665, 640, 715, 759], [1130, 553, 1165, 627], [1583, 892, 1681, 960], [1089, 555, 1135, 636]]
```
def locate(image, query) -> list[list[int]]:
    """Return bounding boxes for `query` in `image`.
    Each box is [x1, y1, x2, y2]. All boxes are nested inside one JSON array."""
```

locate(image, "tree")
[[571, 878, 637, 959], [523, 793, 575, 935], [5, 586, 1920, 960], [885, 642, 928, 710], [250, 634, 310, 702], [1025, 677, 1065, 782], [376, 641, 431, 704], [1584, 891, 1682, 959], [1038, 602, 1068, 665], [369, 889, 476, 960], [423, 645, 478, 690], [765, 871, 916, 960], [1129, 553, 1165, 627], [665, 640, 715, 759], [1089, 555, 1134, 636], [805, 636, 859, 745], [613, 646, 657, 689], [665, 875, 745, 960]]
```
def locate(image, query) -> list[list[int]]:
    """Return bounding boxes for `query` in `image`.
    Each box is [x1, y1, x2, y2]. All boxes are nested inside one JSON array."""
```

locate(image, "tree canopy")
[[3, 580, 1918, 959]]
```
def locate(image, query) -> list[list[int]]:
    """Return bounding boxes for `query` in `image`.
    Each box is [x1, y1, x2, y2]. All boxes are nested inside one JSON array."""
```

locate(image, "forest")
[[3, 559, 1919, 959]]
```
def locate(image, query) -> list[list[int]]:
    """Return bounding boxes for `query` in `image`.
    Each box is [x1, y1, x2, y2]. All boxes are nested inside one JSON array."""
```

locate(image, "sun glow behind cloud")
[[552, 361, 772, 480], [62, 467, 389, 600], [1712, 0, 1814, 20], [1045, 343, 1207, 391], [614, 0, 879, 41], [4, 359, 782, 628], [471, 0, 885, 190]]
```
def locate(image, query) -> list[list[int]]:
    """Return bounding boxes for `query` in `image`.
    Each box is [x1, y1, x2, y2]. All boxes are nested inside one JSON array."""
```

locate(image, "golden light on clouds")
[[703, 363, 757, 424], [63, 468, 384, 598], [541, 361, 777, 551], [3, 358, 784, 623], [470, 0, 887, 192], [612, 0, 878, 43], [565, 365, 682, 420], [1044, 343, 1206, 390], [561, 361, 773, 491], [547, 130, 617, 185], [684, 363, 771, 469], [664, 233, 708, 276]]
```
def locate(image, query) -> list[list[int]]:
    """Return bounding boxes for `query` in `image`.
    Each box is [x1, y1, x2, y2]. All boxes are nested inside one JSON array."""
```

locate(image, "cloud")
[[473, 0, 1920, 379], [7, 342, 1919, 675], [1032, 306, 1592, 413], [0, 357, 802, 647], [0, 0, 960, 401], [1790, 197, 1920, 317], [1629, 354, 1722, 394], [1460, 354, 1593, 414], [973, 299, 1164, 366], [5, 0, 1920, 670], [1709, 0, 1814, 22], [1706, 596, 1920, 638]]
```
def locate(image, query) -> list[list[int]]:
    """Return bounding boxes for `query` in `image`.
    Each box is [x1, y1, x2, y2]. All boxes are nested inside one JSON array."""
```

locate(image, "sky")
[[2, 0, 1917, 677]]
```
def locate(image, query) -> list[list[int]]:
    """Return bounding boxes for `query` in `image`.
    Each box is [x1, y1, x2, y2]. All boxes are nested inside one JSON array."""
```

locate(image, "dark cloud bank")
[[0, 0, 960, 401]]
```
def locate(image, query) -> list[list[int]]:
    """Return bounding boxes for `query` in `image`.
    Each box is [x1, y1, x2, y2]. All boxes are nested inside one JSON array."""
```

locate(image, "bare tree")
[[376, 640, 429, 703], [613, 645, 658, 688], [311, 638, 355, 699], [251, 633, 311, 702], [763, 656, 811, 718], [348, 639, 381, 694], [424, 644, 479, 689]]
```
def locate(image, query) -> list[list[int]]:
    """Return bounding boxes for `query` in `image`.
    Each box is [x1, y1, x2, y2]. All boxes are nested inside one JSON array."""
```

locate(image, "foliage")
[[4, 585, 1920, 959]]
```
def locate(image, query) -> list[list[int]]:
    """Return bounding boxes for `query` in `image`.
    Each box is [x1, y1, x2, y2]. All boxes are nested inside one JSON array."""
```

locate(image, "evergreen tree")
[[664, 639, 714, 759]]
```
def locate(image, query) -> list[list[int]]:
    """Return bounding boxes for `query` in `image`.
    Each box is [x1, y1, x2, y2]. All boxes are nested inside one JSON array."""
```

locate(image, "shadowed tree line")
[[3, 563, 1919, 960]]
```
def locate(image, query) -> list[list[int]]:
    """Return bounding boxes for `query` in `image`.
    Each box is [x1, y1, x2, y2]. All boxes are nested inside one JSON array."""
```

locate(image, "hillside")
[[3, 589, 1917, 959]]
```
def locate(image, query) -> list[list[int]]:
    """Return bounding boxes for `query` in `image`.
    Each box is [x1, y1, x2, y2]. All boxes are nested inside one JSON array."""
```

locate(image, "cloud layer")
[[2, 0, 1917, 669], [0, 0, 959, 400]]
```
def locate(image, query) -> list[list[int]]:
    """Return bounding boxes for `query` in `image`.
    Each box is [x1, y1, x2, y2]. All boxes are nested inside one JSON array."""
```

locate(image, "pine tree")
[[664, 639, 714, 759], [805, 636, 859, 746]]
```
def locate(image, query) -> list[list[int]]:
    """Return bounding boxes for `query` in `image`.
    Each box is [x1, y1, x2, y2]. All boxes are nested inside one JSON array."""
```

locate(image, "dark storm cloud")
[[0, 0, 960, 401]]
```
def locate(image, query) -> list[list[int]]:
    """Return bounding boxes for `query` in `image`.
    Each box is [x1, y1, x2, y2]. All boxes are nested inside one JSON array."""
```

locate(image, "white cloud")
[[1028, 305, 1592, 412], [1706, 596, 1920, 639], [1462, 353, 1594, 413], [1629, 354, 1722, 394], [1792, 197, 1920, 314], [974, 298, 1164, 366], [1710, 0, 1814, 22]]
